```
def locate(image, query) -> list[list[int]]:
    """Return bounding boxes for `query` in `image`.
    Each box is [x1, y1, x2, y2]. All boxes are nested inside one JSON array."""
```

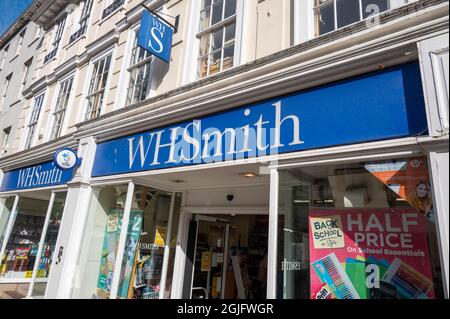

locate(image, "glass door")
[[191, 216, 229, 299]]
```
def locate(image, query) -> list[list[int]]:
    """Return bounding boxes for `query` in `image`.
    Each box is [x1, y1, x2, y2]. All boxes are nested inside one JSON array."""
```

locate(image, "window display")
[[75, 184, 182, 299], [277, 156, 444, 299], [31, 192, 67, 296], [116, 187, 182, 299], [0, 192, 67, 299], [0, 197, 49, 279], [74, 184, 129, 299]]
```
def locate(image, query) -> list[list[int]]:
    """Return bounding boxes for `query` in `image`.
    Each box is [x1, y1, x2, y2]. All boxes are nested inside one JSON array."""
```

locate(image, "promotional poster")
[[117, 211, 143, 299], [365, 157, 434, 222], [309, 208, 435, 299], [96, 210, 143, 299]]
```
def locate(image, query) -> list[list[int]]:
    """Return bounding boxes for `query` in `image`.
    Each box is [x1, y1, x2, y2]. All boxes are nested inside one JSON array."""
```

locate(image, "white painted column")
[[267, 168, 279, 299], [293, 0, 314, 45], [45, 136, 98, 299], [159, 193, 176, 299], [428, 150, 449, 298], [109, 181, 135, 299]]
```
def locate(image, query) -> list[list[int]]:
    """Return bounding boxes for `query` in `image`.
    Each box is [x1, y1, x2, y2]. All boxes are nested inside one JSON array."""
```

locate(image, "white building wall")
[[0, 22, 43, 156]]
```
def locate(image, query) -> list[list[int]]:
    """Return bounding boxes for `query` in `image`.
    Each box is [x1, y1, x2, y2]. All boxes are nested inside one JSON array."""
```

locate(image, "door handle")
[[55, 246, 64, 265]]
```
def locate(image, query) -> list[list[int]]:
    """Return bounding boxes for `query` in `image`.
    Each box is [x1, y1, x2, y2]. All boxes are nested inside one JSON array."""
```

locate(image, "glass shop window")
[[277, 156, 445, 299], [30, 192, 67, 297], [0, 193, 67, 299], [314, 0, 416, 36], [0, 197, 50, 280], [75, 184, 182, 299], [75, 184, 130, 299], [0, 197, 15, 250], [116, 188, 182, 299]]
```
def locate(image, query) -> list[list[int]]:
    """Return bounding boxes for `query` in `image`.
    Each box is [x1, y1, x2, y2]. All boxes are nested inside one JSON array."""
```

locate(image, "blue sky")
[[0, 0, 33, 35]]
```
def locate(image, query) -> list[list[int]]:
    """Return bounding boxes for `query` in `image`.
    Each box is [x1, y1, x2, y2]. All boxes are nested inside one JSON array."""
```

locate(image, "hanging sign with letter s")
[[138, 10, 173, 63]]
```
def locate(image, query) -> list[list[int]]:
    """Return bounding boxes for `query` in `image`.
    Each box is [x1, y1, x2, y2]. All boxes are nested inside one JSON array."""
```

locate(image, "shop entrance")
[[190, 216, 230, 299], [185, 214, 269, 300]]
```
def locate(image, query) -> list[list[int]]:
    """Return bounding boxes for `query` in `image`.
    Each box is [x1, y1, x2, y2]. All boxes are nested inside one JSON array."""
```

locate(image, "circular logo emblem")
[[54, 148, 78, 170]]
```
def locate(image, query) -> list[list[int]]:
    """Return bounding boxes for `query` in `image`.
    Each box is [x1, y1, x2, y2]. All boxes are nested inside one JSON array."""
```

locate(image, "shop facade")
[[2, 58, 446, 300], [0, 0, 448, 301]]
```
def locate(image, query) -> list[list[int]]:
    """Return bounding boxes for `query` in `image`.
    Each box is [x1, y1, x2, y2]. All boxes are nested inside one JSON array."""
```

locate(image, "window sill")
[[64, 34, 86, 51], [9, 54, 19, 63], [0, 278, 49, 284], [42, 56, 56, 67], [9, 99, 21, 108], [28, 37, 40, 48]]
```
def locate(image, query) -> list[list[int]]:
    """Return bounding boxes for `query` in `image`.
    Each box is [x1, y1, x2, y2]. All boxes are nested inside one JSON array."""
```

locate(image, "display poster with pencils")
[[309, 208, 435, 299]]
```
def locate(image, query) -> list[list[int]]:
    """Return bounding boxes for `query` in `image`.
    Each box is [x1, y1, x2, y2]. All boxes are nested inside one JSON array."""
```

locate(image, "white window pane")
[[199, 34, 211, 56], [212, 29, 223, 51], [336, 0, 361, 28], [211, 0, 224, 26], [198, 56, 208, 78], [222, 42, 234, 71], [200, 7, 212, 31], [317, 1, 335, 35], [203, 0, 212, 10], [209, 49, 222, 75], [224, 0, 237, 19], [225, 23, 236, 43]]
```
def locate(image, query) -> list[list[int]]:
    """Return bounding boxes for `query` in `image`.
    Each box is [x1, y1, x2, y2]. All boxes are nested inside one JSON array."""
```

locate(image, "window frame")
[[3, 73, 12, 98], [1, 127, 11, 157], [125, 26, 155, 107], [312, 0, 418, 37], [196, 0, 240, 79], [23, 92, 45, 150], [15, 29, 26, 56], [101, 0, 126, 21], [20, 58, 33, 94], [82, 49, 115, 122], [44, 16, 67, 65], [48, 75, 75, 141], [0, 44, 9, 70], [69, 0, 94, 44]]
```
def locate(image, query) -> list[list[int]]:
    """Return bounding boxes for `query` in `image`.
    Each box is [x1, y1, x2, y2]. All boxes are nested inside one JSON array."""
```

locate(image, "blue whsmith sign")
[[91, 62, 428, 178], [0, 161, 76, 192], [138, 10, 173, 63]]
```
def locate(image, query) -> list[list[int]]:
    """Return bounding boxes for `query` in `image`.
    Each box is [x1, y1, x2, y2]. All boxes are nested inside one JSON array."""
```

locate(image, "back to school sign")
[[309, 209, 434, 299]]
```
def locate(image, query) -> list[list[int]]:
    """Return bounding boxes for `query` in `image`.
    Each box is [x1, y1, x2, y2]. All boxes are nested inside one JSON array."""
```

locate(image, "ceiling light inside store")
[[239, 173, 259, 178]]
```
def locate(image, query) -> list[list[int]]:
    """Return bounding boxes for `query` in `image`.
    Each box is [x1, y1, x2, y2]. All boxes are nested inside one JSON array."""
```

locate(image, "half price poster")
[[309, 208, 435, 299]]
